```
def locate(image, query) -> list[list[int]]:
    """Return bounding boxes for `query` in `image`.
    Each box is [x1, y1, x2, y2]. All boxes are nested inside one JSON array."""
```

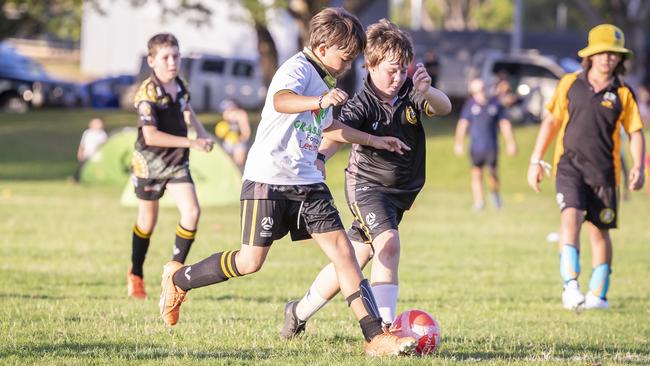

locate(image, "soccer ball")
[[389, 309, 441, 355]]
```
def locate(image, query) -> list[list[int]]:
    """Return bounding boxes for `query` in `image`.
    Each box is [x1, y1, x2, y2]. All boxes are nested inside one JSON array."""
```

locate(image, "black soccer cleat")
[[280, 300, 307, 339]]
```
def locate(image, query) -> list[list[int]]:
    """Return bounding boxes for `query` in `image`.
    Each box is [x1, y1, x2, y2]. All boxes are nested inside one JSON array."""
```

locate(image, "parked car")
[[121, 53, 266, 111], [0, 44, 83, 111], [81, 74, 135, 108]]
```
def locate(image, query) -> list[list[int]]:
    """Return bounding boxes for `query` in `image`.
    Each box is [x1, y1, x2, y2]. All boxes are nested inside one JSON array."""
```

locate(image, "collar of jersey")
[[302, 47, 337, 89], [150, 73, 185, 101], [578, 71, 622, 93], [363, 73, 412, 105]]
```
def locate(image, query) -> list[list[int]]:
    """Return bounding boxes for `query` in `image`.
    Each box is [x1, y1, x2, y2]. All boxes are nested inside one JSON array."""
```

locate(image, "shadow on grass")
[[0, 342, 303, 360]]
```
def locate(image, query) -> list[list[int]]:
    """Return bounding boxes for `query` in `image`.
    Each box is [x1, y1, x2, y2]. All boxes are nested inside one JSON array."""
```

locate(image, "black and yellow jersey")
[[341, 75, 435, 210], [547, 71, 643, 186], [131, 74, 191, 179]]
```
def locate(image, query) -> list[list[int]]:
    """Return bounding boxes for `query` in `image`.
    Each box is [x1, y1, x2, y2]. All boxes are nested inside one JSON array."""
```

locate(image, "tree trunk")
[[255, 23, 279, 86]]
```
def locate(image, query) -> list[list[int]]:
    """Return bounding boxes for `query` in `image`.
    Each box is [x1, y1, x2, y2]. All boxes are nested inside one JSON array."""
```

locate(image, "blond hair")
[[365, 19, 413, 68], [309, 7, 365, 59]]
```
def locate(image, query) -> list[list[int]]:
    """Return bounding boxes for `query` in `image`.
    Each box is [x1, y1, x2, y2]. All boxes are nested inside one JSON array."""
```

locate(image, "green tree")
[[1, 0, 83, 41]]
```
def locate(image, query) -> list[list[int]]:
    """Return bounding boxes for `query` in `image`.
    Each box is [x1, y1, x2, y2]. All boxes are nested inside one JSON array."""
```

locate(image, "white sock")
[[295, 284, 328, 321], [372, 283, 398, 325]]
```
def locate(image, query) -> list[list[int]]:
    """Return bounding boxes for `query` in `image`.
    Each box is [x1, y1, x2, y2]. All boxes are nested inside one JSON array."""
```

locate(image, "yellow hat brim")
[[578, 44, 632, 58]]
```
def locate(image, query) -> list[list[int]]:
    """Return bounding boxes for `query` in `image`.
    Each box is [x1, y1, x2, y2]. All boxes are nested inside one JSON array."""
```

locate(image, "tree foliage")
[[1, 0, 83, 41]]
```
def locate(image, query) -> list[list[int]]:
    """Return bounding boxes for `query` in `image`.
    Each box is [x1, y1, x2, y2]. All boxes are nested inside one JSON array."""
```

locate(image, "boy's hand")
[[527, 163, 547, 192], [412, 63, 432, 94], [369, 135, 411, 155], [190, 138, 214, 152], [628, 166, 645, 190], [322, 88, 349, 109], [453, 143, 464, 157], [315, 159, 326, 179], [506, 143, 518, 156]]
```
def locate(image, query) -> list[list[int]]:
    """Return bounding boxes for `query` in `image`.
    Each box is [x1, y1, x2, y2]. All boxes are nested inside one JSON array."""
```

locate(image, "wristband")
[[318, 95, 324, 109], [316, 152, 327, 162], [530, 159, 552, 175]]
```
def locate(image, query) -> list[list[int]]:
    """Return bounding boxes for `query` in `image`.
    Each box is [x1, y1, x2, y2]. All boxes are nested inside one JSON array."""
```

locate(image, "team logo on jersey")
[[487, 104, 498, 116], [556, 193, 566, 210], [405, 106, 417, 124], [471, 104, 482, 115], [601, 92, 617, 109], [599, 208, 615, 224]]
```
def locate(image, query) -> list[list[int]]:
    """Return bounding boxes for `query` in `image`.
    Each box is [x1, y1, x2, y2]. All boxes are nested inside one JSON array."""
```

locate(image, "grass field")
[[1, 110, 649, 365]]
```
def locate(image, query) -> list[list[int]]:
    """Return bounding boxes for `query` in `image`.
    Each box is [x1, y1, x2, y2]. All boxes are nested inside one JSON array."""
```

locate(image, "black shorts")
[[346, 189, 405, 244], [470, 150, 497, 168], [133, 168, 193, 200], [556, 158, 618, 229], [239, 180, 344, 247]]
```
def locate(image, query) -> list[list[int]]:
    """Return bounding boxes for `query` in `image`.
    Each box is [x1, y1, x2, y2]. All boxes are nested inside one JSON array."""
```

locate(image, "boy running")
[[280, 19, 451, 336], [127, 33, 214, 299], [158, 8, 417, 357], [527, 24, 645, 310]]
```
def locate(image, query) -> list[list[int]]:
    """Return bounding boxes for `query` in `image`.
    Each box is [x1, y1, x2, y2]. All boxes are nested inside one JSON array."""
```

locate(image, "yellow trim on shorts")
[[350, 202, 373, 244], [241, 200, 248, 244], [248, 200, 259, 245]]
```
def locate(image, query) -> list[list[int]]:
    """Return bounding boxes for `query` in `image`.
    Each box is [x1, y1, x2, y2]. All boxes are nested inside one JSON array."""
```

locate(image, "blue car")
[[81, 75, 135, 109]]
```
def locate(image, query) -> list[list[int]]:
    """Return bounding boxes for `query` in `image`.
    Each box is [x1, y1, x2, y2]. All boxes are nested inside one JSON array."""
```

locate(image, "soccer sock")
[[173, 223, 196, 263], [560, 244, 580, 283], [295, 284, 329, 321], [588, 263, 611, 300], [172, 250, 241, 291], [131, 225, 151, 278], [360, 316, 384, 343], [491, 192, 502, 209], [371, 284, 398, 325]]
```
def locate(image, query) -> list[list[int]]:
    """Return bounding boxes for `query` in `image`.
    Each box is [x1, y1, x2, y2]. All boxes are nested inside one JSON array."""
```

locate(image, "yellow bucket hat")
[[578, 24, 632, 58]]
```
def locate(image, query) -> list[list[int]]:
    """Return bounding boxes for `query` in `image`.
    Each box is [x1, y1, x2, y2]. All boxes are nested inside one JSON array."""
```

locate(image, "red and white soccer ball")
[[389, 309, 441, 355]]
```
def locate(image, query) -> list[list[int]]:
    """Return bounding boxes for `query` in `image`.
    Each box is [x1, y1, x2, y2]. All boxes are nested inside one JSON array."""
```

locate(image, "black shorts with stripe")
[[345, 186, 405, 244], [132, 168, 193, 200], [555, 154, 618, 229], [470, 149, 497, 168], [239, 180, 344, 247]]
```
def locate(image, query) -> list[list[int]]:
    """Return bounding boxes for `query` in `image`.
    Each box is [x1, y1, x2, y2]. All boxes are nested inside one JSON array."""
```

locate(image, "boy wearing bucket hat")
[[527, 24, 645, 311]]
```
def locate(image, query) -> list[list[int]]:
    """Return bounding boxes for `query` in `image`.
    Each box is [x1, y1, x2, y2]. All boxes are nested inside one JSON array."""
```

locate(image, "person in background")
[[455, 78, 517, 210], [74, 117, 108, 181], [215, 99, 251, 170]]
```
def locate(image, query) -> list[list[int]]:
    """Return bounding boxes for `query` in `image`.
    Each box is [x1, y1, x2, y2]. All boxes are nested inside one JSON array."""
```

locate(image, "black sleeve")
[[339, 94, 369, 130]]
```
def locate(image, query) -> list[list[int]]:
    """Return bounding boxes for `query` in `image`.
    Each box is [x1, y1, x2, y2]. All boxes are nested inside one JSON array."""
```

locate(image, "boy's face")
[[317, 44, 354, 78], [368, 59, 408, 100], [148, 45, 180, 83], [590, 51, 622, 75]]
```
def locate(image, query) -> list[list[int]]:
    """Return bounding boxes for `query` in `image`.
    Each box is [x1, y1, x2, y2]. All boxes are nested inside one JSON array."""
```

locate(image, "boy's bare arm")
[[412, 63, 452, 116], [184, 105, 212, 140], [628, 129, 645, 190], [499, 118, 518, 156], [453, 119, 469, 156], [323, 119, 410, 154], [527, 114, 561, 192], [141, 125, 212, 152], [273, 88, 348, 114]]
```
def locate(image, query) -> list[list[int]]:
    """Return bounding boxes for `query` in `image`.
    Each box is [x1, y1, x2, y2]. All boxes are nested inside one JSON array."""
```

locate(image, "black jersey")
[[341, 76, 434, 209], [132, 74, 191, 179]]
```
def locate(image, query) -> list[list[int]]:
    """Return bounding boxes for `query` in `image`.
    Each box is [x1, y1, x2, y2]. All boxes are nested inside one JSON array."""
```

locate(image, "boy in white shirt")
[[158, 8, 417, 357]]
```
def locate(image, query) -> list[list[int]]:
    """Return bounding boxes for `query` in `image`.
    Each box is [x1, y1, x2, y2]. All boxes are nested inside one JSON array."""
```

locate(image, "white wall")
[[81, 0, 298, 76]]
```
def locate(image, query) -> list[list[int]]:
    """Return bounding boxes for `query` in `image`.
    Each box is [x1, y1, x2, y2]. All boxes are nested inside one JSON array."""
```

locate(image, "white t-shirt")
[[243, 52, 333, 185], [80, 129, 108, 160]]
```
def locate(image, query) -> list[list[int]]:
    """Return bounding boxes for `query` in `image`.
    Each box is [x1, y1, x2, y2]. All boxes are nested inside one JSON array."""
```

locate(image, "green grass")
[[1, 110, 649, 365]]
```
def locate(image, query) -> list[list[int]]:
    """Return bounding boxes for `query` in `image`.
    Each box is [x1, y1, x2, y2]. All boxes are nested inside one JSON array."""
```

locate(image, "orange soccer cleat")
[[364, 330, 417, 357], [158, 261, 187, 326], [127, 268, 147, 299]]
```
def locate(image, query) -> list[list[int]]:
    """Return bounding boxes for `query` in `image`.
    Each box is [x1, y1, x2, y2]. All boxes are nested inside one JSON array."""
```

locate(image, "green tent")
[[80, 128, 241, 207]]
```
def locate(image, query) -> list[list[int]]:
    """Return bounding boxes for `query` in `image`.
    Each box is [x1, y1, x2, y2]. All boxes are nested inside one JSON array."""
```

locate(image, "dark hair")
[[147, 33, 179, 57], [580, 55, 626, 76], [309, 7, 365, 60], [365, 19, 413, 68]]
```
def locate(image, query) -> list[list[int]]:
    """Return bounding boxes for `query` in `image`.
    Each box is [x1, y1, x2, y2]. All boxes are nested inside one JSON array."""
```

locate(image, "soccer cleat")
[[584, 292, 609, 310], [562, 280, 585, 311], [127, 268, 147, 299], [364, 330, 417, 357], [159, 261, 187, 326], [280, 300, 307, 339]]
